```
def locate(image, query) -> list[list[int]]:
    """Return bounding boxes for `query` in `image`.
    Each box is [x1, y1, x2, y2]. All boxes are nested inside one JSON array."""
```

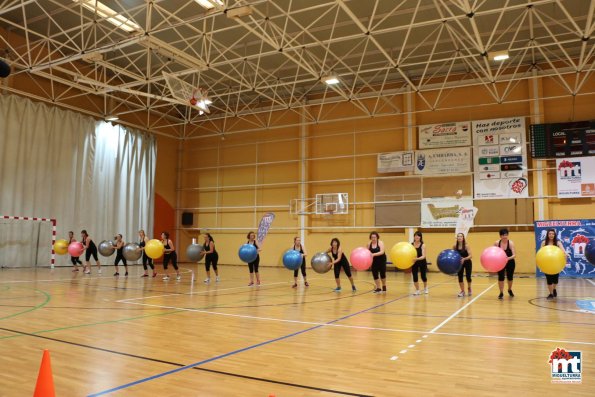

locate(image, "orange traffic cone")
[[34, 349, 55, 397]]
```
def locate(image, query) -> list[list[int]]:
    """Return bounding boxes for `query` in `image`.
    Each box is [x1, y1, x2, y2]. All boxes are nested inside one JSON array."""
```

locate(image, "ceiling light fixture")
[[323, 75, 340, 85], [490, 51, 509, 61], [194, 0, 224, 10], [73, 0, 141, 33], [105, 114, 119, 121]]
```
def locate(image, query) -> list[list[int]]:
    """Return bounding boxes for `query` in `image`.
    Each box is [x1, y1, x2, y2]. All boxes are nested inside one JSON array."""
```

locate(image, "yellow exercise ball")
[[145, 239, 165, 259], [390, 242, 417, 270], [536, 245, 566, 275], [53, 239, 69, 255]]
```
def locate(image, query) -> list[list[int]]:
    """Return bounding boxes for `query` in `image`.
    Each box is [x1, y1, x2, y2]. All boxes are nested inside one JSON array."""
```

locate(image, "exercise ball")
[[480, 246, 508, 272], [123, 243, 142, 261], [585, 241, 595, 266], [68, 241, 84, 257], [282, 249, 303, 270], [536, 245, 566, 275], [187, 244, 205, 262], [238, 244, 258, 263], [389, 242, 417, 269], [98, 240, 115, 257], [0, 60, 10, 78], [145, 239, 164, 259], [53, 239, 69, 255], [437, 249, 463, 275], [350, 247, 373, 271], [311, 252, 332, 274]]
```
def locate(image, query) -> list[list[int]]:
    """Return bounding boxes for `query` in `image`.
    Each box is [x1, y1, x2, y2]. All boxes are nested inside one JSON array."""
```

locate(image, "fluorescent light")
[[490, 51, 509, 61], [195, 0, 224, 10], [105, 115, 119, 121], [323, 75, 339, 85], [74, 1, 141, 33]]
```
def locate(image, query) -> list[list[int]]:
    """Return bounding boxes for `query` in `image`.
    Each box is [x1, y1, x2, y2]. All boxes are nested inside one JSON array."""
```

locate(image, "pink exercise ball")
[[68, 241, 84, 257], [480, 246, 508, 272], [350, 247, 373, 271]]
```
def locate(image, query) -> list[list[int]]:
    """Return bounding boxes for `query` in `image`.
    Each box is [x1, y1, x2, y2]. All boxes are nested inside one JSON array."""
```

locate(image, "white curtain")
[[0, 94, 156, 267]]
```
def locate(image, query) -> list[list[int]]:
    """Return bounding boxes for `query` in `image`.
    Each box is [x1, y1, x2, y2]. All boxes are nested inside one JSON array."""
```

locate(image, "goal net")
[[0, 216, 56, 268]]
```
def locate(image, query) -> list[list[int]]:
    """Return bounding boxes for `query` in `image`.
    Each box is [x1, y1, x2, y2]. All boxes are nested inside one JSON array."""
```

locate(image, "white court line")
[[118, 300, 595, 346], [586, 279, 595, 287], [429, 283, 496, 334], [116, 281, 288, 303], [0, 275, 117, 283]]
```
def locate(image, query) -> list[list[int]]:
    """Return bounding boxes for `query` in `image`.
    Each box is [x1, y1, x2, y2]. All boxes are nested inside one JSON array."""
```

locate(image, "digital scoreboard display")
[[530, 120, 595, 158]]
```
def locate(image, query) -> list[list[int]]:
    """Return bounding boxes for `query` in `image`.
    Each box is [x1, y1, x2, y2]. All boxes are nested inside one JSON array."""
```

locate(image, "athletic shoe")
[[204, 278, 210, 284], [292, 283, 298, 288], [498, 292, 504, 300], [457, 291, 465, 297], [216, 276, 220, 283], [98, 269, 102, 274], [141, 274, 148, 278], [176, 275, 181, 281], [113, 272, 119, 276], [248, 282, 254, 286], [553, 289, 557, 297], [256, 281, 261, 286], [546, 294, 554, 300], [125, 272, 128, 277], [373, 288, 382, 294], [468, 288, 472, 296], [413, 290, 421, 295], [72, 268, 79, 272], [382, 287, 387, 293], [333, 287, 341, 292], [352, 285, 357, 292], [152, 272, 157, 278], [508, 289, 515, 297], [305, 282, 309, 287], [163, 276, 170, 281], [423, 288, 429, 294], [84, 270, 91, 274]]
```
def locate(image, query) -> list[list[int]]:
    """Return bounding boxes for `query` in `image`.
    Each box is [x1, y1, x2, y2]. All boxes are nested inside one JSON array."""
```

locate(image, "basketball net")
[[455, 207, 478, 237]]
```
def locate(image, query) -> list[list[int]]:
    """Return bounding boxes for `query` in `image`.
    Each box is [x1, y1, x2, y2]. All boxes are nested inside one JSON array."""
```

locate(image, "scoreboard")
[[530, 120, 595, 158]]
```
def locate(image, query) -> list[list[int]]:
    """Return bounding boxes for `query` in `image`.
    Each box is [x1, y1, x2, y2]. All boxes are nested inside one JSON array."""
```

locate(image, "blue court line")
[[88, 292, 414, 396]]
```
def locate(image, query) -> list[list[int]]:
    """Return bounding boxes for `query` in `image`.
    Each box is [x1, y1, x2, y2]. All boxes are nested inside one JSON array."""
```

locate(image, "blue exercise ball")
[[585, 240, 595, 266], [238, 244, 258, 263], [437, 249, 463, 275], [282, 249, 302, 270]]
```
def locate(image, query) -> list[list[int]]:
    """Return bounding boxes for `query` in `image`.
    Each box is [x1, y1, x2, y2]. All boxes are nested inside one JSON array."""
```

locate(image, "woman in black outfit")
[[541, 228, 567, 300], [203, 233, 219, 284], [327, 238, 356, 292], [81, 230, 101, 274], [368, 232, 387, 294], [246, 231, 261, 286], [113, 234, 128, 277], [495, 228, 516, 299], [454, 233, 472, 297], [291, 236, 308, 288], [68, 231, 82, 271], [161, 231, 180, 281], [139, 230, 156, 278], [411, 231, 428, 295]]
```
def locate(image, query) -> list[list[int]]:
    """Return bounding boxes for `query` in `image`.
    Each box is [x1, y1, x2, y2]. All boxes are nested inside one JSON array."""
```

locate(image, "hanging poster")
[[473, 117, 529, 198], [556, 157, 595, 198], [414, 147, 471, 175], [534, 219, 595, 277], [418, 121, 471, 149], [377, 151, 414, 173], [421, 198, 474, 228]]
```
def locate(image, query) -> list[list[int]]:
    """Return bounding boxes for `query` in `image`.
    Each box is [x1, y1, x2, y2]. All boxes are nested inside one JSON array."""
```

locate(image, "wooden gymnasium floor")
[[0, 264, 594, 396]]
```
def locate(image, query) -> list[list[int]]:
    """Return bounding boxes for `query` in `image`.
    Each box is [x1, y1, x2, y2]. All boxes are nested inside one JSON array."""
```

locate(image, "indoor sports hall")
[[1, 1, 594, 396]]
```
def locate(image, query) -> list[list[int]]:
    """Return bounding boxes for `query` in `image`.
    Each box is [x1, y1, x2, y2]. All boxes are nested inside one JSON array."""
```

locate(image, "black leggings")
[[497, 260, 515, 281], [163, 252, 178, 270], [248, 256, 260, 273], [142, 253, 154, 270], [205, 253, 218, 272], [114, 252, 127, 266], [334, 261, 352, 278], [545, 273, 560, 285], [411, 261, 427, 283], [85, 248, 98, 262], [457, 260, 472, 283], [70, 256, 82, 265], [371, 258, 387, 280], [294, 259, 306, 277]]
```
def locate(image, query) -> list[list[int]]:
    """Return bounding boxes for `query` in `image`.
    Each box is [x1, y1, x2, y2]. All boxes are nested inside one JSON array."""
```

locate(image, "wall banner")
[[414, 147, 471, 175], [418, 121, 471, 149], [421, 198, 474, 228], [556, 157, 595, 198]]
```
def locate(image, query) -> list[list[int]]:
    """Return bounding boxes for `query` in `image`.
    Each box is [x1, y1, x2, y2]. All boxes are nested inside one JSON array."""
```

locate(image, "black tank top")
[[294, 244, 305, 264], [498, 240, 514, 264], [163, 240, 175, 256], [139, 239, 146, 248], [204, 242, 217, 256], [369, 242, 386, 264], [455, 245, 471, 264], [331, 249, 348, 265], [83, 237, 96, 250], [412, 243, 427, 265], [116, 242, 123, 255]]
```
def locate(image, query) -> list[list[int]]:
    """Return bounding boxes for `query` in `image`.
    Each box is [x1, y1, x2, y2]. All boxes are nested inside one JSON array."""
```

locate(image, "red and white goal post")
[[0, 215, 57, 268]]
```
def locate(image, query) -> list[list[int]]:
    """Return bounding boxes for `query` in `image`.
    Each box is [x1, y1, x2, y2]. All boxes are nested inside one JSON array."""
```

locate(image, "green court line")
[[0, 289, 51, 321]]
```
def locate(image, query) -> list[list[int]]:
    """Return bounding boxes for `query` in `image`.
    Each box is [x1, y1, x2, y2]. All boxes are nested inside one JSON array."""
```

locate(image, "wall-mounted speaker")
[[181, 212, 193, 226]]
